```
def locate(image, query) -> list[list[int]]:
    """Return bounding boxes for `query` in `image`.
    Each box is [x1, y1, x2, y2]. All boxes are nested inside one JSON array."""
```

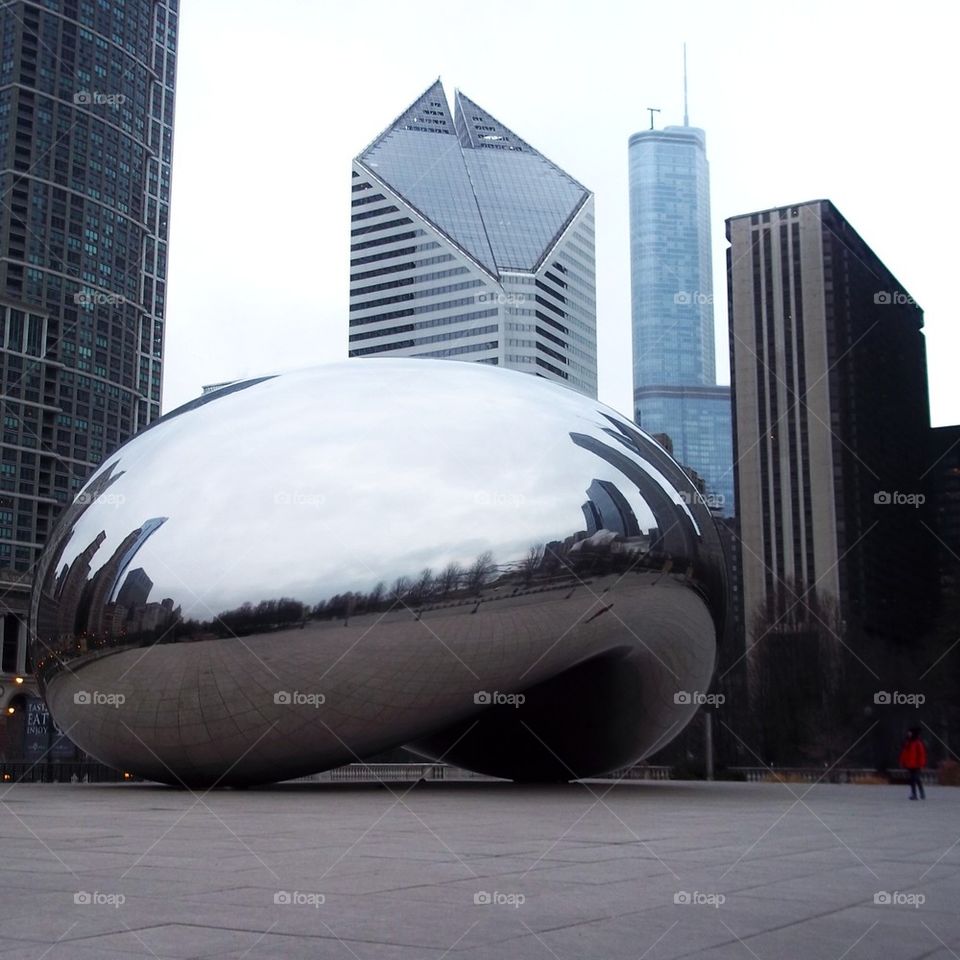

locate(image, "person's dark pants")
[[909, 768, 926, 799]]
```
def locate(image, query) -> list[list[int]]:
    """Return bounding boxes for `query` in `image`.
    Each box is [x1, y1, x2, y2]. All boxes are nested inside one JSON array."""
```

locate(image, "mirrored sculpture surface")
[[31, 360, 726, 786]]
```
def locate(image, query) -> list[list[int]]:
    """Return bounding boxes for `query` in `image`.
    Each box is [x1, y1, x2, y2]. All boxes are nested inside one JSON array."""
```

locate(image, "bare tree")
[[747, 577, 847, 765]]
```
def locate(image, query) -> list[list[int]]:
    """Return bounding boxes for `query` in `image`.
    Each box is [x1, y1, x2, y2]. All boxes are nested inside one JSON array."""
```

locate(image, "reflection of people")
[[899, 728, 927, 800]]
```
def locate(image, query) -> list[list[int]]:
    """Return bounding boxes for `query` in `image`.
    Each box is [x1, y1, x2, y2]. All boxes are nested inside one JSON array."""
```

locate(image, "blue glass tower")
[[628, 109, 733, 514]]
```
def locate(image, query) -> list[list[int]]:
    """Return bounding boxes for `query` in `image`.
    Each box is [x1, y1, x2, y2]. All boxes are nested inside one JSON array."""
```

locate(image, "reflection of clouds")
[[60, 362, 670, 618]]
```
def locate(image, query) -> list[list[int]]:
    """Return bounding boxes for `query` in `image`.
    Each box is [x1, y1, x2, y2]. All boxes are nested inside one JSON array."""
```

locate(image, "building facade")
[[930, 425, 960, 597], [350, 80, 597, 398], [0, 1, 177, 728], [628, 121, 733, 513], [727, 200, 935, 657]]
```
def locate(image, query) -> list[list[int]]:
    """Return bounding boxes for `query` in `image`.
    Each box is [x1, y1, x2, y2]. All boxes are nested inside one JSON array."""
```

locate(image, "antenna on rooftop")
[[646, 107, 660, 130], [683, 42, 689, 126]]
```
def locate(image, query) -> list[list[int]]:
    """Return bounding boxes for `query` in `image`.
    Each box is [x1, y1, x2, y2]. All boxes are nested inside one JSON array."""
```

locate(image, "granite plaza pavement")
[[1, 779, 959, 959]]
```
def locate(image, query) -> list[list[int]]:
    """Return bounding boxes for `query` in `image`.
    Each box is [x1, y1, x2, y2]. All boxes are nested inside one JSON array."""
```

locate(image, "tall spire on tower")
[[683, 42, 689, 126]]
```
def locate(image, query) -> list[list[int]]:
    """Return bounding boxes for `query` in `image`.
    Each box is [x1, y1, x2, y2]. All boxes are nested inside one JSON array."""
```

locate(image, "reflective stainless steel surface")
[[30, 360, 726, 787]]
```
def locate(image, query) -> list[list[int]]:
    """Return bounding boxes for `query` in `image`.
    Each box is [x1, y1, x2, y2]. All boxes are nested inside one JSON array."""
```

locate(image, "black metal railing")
[[727, 766, 939, 785], [0, 760, 137, 783], [286, 763, 497, 783], [1, 761, 947, 786], [595, 764, 674, 781]]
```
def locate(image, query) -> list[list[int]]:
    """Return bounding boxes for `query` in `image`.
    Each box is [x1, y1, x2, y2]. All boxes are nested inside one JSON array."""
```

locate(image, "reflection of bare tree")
[[37, 459, 686, 669], [409, 568, 435, 605], [35, 462, 694, 678], [34, 520, 669, 675], [437, 562, 463, 596], [32, 456, 708, 692], [465, 551, 496, 594], [519, 545, 544, 584], [178, 597, 308, 640], [391, 576, 410, 602]]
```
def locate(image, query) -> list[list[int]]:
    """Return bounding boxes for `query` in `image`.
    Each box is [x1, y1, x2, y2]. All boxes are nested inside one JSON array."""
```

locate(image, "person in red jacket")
[[899, 728, 927, 800]]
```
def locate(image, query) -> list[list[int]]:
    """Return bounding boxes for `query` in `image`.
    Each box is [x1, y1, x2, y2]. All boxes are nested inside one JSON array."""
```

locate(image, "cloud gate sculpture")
[[30, 361, 726, 787]]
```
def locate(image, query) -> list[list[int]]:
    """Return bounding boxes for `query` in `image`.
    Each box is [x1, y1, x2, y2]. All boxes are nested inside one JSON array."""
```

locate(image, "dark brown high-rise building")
[[930, 426, 960, 595], [727, 200, 935, 667], [0, 2, 178, 695]]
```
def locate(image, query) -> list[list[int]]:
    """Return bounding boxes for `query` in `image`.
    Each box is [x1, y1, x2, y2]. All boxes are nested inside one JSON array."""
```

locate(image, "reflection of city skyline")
[[36, 378, 680, 617], [28, 361, 727, 789], [36, 462, 698, 659], [32, 391, 723, 672], [34, 518, 179, 679], [582, 479, 642, 538]]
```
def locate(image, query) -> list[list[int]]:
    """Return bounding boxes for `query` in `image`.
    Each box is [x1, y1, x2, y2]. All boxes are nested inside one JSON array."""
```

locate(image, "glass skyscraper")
[[0, 1, 177, 685], [350, 80, 597, 397], [628, 120, 733, 513], [634, 385, 733, 510]]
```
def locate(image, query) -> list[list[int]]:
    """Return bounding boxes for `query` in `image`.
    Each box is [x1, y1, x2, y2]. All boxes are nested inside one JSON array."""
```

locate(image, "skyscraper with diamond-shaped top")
[[350, 80, 597, 397]]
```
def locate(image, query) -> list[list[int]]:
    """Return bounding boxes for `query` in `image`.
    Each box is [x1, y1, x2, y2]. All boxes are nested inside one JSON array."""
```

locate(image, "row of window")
[[348, 308, 499, 343], [350, 216, 412, 238], [350, 251, 454, 282], [351, 204, 398, 222], [351, 278, 482, 312], [350, 265, 468, 298], [349, 296, 475, 327], [350, 238, 436, 266], [349, 324, 498, 357], [417, 341, 497, 360]]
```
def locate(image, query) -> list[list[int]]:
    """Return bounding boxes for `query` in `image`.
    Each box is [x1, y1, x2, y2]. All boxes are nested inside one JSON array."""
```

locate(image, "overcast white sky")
[[163, 0, 958, 427]]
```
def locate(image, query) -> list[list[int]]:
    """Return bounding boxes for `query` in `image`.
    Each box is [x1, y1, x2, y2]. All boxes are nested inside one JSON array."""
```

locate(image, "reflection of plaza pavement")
[[44, 574, 715, 785]]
